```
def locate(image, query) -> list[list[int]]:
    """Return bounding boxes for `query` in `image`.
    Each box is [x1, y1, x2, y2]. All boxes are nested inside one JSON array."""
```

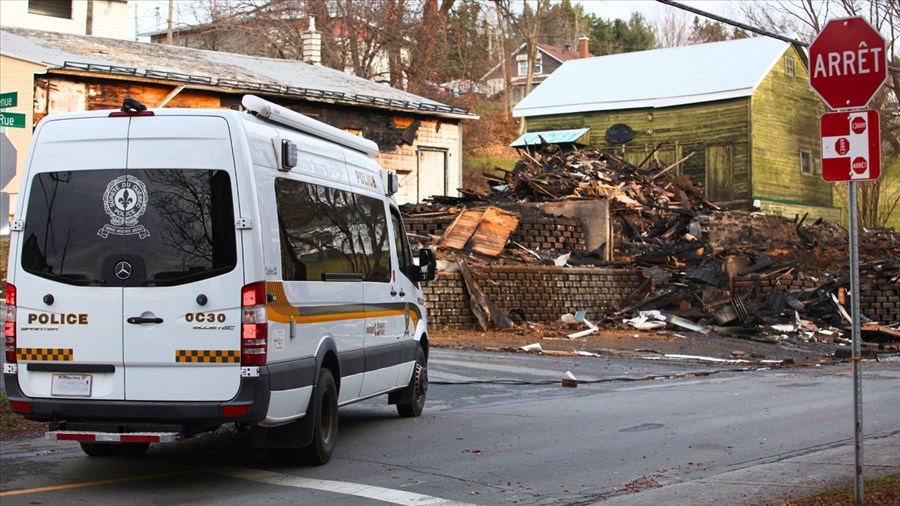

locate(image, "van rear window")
[[20, 169, 237, 287]]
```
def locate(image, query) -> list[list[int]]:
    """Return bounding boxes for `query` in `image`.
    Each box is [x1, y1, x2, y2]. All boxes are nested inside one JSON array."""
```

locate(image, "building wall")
[[423, 267, 645, 329], [525, 98, 753, 201], [2, 72, 463, 213], [750, 45, 834, 213], [0, 0, 129, 39], [380, 119, 462, 205]]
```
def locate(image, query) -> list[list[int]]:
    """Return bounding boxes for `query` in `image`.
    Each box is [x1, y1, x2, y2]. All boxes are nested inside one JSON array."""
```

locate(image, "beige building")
[[0, 0, 129, 39]]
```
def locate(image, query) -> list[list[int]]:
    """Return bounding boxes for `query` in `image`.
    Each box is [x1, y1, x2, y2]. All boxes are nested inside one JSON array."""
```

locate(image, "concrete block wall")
[[422, 266, 645, 329], [404, 214, 586, 252], [732, 272, 899, 324]]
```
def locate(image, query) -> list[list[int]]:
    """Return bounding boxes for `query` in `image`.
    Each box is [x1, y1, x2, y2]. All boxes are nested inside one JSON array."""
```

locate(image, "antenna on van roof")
[[241, 95, 379, 157]]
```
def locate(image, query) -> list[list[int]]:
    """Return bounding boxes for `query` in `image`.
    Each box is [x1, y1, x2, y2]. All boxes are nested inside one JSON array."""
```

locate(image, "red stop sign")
[[809, 16, 887, 109]]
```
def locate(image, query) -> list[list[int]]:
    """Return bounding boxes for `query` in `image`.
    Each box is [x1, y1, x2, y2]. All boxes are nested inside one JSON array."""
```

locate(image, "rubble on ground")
[[401, 145, 900, 351]]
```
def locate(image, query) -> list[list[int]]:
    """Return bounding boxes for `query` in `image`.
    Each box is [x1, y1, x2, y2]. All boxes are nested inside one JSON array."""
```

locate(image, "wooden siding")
[[525, 98, 752, 201], [750, 45, 832, 208]]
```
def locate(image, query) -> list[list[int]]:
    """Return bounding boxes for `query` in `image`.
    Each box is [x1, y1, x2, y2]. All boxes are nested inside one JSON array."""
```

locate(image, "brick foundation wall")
[[422, 266, 645, 329], [732, 272, 899, 325], [860, 276, 900, 324], [405, 214, 586, 252]]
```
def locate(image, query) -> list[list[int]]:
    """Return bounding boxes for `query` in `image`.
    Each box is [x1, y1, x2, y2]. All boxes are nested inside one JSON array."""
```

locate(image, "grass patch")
[[784, 473, 899, 506]]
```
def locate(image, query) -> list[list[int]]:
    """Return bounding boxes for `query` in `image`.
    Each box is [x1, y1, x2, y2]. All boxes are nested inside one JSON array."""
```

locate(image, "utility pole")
[[166, 0, 174, 45]]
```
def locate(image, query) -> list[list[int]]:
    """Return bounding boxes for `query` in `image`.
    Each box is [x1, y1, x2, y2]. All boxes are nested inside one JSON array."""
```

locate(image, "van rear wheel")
[[79, 442, 112, 457], [302, 368, 338, 465], [110, 442, 150, 457], [397, 346, 427, 418]]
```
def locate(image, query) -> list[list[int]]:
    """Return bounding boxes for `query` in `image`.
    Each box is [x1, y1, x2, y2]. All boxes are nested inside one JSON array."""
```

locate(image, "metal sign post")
[[848, 182, 863, 504]]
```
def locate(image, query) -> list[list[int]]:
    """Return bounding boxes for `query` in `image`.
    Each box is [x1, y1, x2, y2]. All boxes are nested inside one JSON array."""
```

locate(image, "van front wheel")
[[397, 346, 427, 418], [302, 368, 338, 465]]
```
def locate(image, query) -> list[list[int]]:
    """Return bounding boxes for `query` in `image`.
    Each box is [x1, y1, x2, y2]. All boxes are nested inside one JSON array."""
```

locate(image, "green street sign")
[[0, 112, 26, 128], [0, 92, 17, 109]]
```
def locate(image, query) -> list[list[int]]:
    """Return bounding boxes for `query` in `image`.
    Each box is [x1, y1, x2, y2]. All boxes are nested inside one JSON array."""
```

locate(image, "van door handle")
[[127, 317, 164, 324]]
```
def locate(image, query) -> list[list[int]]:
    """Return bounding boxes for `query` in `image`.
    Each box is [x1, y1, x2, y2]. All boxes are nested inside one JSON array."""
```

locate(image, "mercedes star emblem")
[[114, 260, 133, 280]]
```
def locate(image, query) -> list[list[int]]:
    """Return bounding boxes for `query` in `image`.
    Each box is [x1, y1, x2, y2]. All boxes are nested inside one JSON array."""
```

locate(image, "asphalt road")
[[2, 349, 898, 505]]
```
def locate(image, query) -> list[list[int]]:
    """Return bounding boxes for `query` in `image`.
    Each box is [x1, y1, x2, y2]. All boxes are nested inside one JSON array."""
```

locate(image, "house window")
[[517, 60, 527, 76], [785, 57, 795, 77], [28, 0, 72, 19], [800, 151, 812, 175], [517, 58, 543, 76]]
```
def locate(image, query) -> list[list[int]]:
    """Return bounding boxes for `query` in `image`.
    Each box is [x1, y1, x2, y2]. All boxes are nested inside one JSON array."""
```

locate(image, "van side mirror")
[[416, 247, 437, 283]]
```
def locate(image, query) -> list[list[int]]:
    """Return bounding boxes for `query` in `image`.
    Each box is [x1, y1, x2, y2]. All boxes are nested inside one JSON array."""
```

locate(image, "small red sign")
[[821, 110, 881, 182], [809, 17, 888, 110]]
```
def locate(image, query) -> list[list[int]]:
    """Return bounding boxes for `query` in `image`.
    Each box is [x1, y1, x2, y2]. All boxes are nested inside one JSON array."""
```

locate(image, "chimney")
[[302, 15, 322, 65], [578, 35, 590, 58]]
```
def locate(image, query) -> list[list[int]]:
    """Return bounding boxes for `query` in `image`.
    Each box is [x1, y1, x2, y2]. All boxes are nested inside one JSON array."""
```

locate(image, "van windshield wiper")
[[33, 271, 98, 286], [145, 266, 235, 286]]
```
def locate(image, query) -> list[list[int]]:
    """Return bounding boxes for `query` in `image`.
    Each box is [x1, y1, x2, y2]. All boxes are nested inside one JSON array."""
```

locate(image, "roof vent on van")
[[242, 95, 378, 157]]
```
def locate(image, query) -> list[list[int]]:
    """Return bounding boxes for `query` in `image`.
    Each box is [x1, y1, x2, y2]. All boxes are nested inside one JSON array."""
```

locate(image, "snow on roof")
[[513, 36, 792, 118], [0, 26, 474, 119]]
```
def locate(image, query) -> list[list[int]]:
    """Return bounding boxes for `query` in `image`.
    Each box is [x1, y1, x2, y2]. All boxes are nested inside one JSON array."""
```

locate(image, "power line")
[[656, 0, 900, 74]]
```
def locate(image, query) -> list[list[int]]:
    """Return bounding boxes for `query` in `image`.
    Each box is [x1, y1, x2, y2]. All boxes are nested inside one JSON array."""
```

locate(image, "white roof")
[[513, 37, 793, 118]]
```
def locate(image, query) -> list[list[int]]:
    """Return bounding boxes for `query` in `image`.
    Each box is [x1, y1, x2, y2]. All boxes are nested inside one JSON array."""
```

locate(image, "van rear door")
[[119, 115, 243, 401]]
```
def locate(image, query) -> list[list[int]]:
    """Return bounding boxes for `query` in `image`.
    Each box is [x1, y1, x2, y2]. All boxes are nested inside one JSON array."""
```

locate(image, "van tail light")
[[4, 284, 16, 364], [241, 282, 267, 366]]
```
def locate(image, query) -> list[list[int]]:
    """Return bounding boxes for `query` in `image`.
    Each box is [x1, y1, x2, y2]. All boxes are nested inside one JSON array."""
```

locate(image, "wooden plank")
[[439, 209, 484, 251], [470, 207, 519, 256]]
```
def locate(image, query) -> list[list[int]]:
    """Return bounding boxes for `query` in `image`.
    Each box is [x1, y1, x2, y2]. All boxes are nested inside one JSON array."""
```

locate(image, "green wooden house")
[[513, 37, 840, 222]]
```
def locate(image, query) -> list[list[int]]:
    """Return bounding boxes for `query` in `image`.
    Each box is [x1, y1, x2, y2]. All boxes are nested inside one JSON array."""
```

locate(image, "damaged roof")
[[0, 26, 475, 119], [513, 36, 795, 118]]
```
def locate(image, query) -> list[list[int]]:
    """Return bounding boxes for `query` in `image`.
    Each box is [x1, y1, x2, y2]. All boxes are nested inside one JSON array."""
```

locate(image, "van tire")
[[79, 442, 112, 457], [302, 368, 338, 465], [110, 442, 150, 457], [397, 346, 427, 418]]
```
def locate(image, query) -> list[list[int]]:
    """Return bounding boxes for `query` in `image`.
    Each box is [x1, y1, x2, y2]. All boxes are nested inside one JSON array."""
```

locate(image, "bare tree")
[[654, 9, 692, 48]]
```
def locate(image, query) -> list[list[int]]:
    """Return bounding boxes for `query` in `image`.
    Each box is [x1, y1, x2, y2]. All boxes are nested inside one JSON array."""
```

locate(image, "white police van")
[[3, 95, 436, 464]]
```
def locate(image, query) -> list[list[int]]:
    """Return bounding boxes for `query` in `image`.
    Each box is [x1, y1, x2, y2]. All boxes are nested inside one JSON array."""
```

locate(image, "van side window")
[[275, 178, 390, 282], [354, 194, 392, 282], [390, 208, 415, 282]]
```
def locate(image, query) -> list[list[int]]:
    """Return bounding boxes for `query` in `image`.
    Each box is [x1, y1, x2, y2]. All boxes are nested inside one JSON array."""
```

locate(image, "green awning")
[[510, 128, 590, 148]]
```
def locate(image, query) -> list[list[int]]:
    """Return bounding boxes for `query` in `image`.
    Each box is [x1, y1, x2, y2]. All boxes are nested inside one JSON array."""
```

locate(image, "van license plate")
[[51, 374, 92, 396]]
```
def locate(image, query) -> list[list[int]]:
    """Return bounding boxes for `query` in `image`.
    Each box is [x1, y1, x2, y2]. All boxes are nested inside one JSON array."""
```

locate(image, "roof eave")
[[513, 89, 754, 118]]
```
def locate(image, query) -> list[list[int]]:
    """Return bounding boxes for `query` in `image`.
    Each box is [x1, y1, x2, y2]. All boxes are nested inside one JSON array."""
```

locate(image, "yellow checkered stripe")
[[176, 349, 240, 363], [17, 348, 73, 361]]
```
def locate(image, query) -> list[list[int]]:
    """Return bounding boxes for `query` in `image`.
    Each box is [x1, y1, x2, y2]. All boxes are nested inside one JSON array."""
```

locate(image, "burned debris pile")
[[401, 145, 900, 342]]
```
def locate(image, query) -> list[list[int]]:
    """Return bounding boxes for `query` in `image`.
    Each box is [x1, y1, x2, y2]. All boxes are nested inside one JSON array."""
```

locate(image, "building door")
[[706, 144, 734, 202], [417, 148, 447, 202]]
